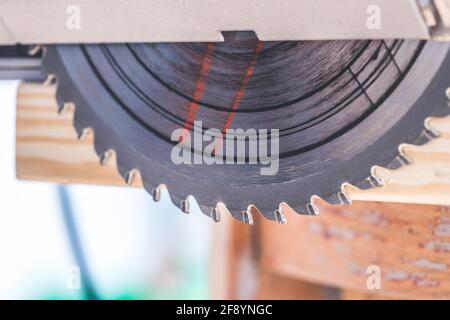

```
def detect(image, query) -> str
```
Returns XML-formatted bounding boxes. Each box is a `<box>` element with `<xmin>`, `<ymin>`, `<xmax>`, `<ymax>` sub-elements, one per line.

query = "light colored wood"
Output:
<box><xmin>345</xmin><ymin>119</ymin><xmax>450</xmax><ymax>205</ymax></box>
<box><xmin>15</xmin><ymin>83</ymin><xmax>142</xmax><ymax>187</ymax></box>
<box><xmin>256</xmin><ymin>271</ymin><xmax>331</xmax><ymax>300</ymax></box>
<box><xmin>262</xmin><ymin>201</ymin><xmax>450</xmax><ymax>299</ymax></box>
<box><xmin>210</xmin><ymin>213</ymin><xmax>332</xmax><ymax>300</ymax></box>
<box><xmin>15</xmin><ymin>83</ymin><xmax>450</xmax><ymax>206</ymax></box>
<box><xmin>210</xmin><ymin>212</ymin><xmax>255</xmax><ymax>299</ymax></box>
<box><xmin>212</xmin><ymin>201</ymin><xmax>450</xmax><ymax>299</ymax></box>
<box><xmin>340</xmin><ymin>290</ymin><xmax>397</xmax><ymax>300</ymax></box>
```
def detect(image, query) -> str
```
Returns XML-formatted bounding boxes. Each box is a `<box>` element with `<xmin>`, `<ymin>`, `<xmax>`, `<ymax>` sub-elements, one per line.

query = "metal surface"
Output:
<box><xmin>0</xmin><ymin>46</ymin><xmax>44</xmax><ymax>81</ymax></box>
<box><xmin>0</xmin><ymin>0</ymin><xmax>431</xmax><ymax>44</ymax></box>
<box><xmin>42</xmin><ymin>40</ymin><xmax>450</xmax><ymax>223</ymax></box>
<box><xmin>0</xmin><ymin>57</ymin><xmax>43</xmax><ymax>80</ymax></box>
<box><xmin>419</xmin><ymin>0</ymin><xmax>450</xmax><ymax>40</ymax></box>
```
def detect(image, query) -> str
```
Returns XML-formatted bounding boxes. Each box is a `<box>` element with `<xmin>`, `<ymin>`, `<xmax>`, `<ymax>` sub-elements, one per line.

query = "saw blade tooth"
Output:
<box><xmin>100</xmin><ymin>150</ymin><xmax>114</xmax><ymax>166</ymax></box>
<box><xmin>320</xmin><ymin>192</ymin><xmax>343</xmax><ymax>205</ymax></box>
<box><xmin>77</xmin><ymin>127</ymin><xmax>92</xmax><ymax>141</ymax></box>
<box><xmin>384</xmin><ymin>144</ymin><xmax>411</xmax><ymax>169</ymax></box>
<box><xmin>369</xmin><ymin>175</ymin><xmax>383</xmax><ymax>188</ymax></box>
<box><xmin>280</xmin><ymin>201</ymin><xmax>313</xmax><ymax>216</ymax></box>
<box><xmin>386</xmin><ymin>155</ymin><xmax>410</xmax><ymax>170</ymax></box>
<box><xmin>218</xmin><ymin>203</ymin><xmax>253</xmax><ymax>224</ymax></box>
<box><xmin>279</xmin><ymin>202</ymin><xmax>296</xmax><ymax>215</ymax></box>
<box><xmin>274</xmin><ymin>208</ymin><xmax>287</xmax><ymax>224</ymax></box>
<box><xmin>28</xmin><ymin>45</ymin><xmax>43</xmax><ymax>56</ymax></box>
<box><xmin>195</xmin><ymin>202</ymin><xmax>216</xmax><ymax>221</ymax></box>
<box><xmin>445</xmin><ymin>87</ymin><xmax>450</xmax><ymax>101</ymax></box>
<box><xmin>339</xmin><ymin>183</ymin><xmax>353</xmax><ymax>205</ymax></box>
<box><xmin>151</xmin><ymin>186</ymin><xmax>162</xmax><ymax>202</ymax></box>
<box><xmin>247</xmin><ymin>205</ymin><xmax>281</xmax><ymax>223</ymax></box>
<box><xmin>306</xmin><ymin>202</ymin><xmax>320</xmax><ymax>216</ymax></box>
<box><xmin>398</xmin><ymin>144</ymin><xmax>413</xmax><ymax>165</ymax></box>
<box><xmin>43</xmin><ymin>73</ymin><xmax>56</xmax><ymax>87</ymax></box>
<box><xmin>396</xmin><ymin>155</ymin><xmax>411</xmax><ymax>167</ymax></box>
<box><xmin>338</xmin><ymin>191</ymin><xmax>352</xmax><ymax>205</ymax></box>
<box><xmin>229</xmin><ymin>208</ymin><xmax>254</xmax><ymax>224</ymax></box>
<box><xmin>424</xmin><ymin>120</ymin><xmax>442</xmax><ymax>139</ymax></box>
<box><xmin>353</xmin><ymin>171</ymin><xmax>383</xmax><ymax>190</ymax></box>
<box><xmin>322</xmin><ymin>189</ymin><xmax>352</xmax><ymax>206</ymax></box>
<box><xmin>308</xmin><ymin>196</ymin><xmax>322</xmax><ymax>216</ymax></box>
<box><xmin>125</xmin><ymin>169</ymin><xmax>137</xmax><ymax>185</ymax></box>
<box><xmin>55</xmin><ymin>82</ymin><xmax>76</xmax><ymax>113</ymax></box>
<box><xmin>352</xmin><ymin>178</ymin><xmax>373</xmax><ymax>190</ymax></box>
<box><xmin>241</xmin><ymin>210</ymin><xmax>254</xmax><ymax>225</ymax></box>
<box><xmin>415</xmin><ymin>127</ymin><xmax>440</xmax><ymax>145</ymax></box>
<box><xmin>58</xmin><ymin>101</ymin><xmax>75</xmax><ymax>114</ymax></box>
<box><xmin>54</xmin><ymin>87</ymin><xmax>66</xmax><ymax>109</ymax></box>
<box><xmin>423</xmin><ymin>127</ymin><xmax>441</xmax><ymax>140</ymax></box>
<box><xmin>215</xmin><ymin>202</ymin><xmax>234</xmax><ymax>223</ymax></box>
<box><xmin>72</xmin><ymin>105</ymin><xmax>92</xmax><ymax>141</ymax></box>
<box><xmin>180</xmin><ymin>199</ymin><xmax>190</xmax><ymax>214</ymax></box>
<box><xmin>141</xmin><ymin>182</ymin><xmax>165</xmax><ymax>203</ymax></box>
<box><xmin>370</xmin><ymin>166</ymin><xmax>385</xmax><ymax>187</ymax></box>
<box><xmin>178</xmin><ymin>195</ymin><xmax>215</xmax><ymax>217</ymax></box>
<box><xmin>211</xmin><ymin>207</ymin><xmax>221</xmax><ymax>223</ymax></box>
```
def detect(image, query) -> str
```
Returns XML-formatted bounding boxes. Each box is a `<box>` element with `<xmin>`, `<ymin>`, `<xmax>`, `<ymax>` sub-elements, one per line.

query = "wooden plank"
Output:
<box><xmin>255</xmin><ymin>271</ymin><xmax>332</xmax><ymax>300</ymax></box>
<box><xmin>261</xmin><ymin>201</ymin><xmax>450</xmax><ymax>299</ymax></box>
<box><xmin>210</xmin><ymin>213</ymin><xmax>333</xmax><ymax>300</ymax></box>
<box><xmin>340</xmin><ymin>290</ymin><xmax>397</xmax><ymax>300</ymax></box>
<box><xmin>210</xmin><ymin>213</ymin><xmax>255</xmax><ymax>299</ymax></box>
<box><xmin>15</xmin><ymin>83</ymin><xmax>142</xmax><ymax>187</ymax></box>
<box><xmin>14</xmin><ymin>82</ymin><xmax>450</xmax><ymax>206</ymax></box>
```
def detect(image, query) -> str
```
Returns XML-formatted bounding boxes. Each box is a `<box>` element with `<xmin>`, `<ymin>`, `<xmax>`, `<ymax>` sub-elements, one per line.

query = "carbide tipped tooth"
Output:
<box><xmin>100</xmin><ymin>150</ymin><xmax>113</xmax><ymax>166</ymax></box>
<box><xmin>274</xmin><ymin>208</ymin><xmax>287</xmax><ymax>224</ymax></box>
<box><xmin>43</xmin><ymin>74</ymin><xmax>56</xmax><ymax>87</ymax></box>
<box><xmin>125</xmin><ymin>170</ymin><xmax>137</xmax><ymax>185</ymax></box>
<box><xmin>58</xmin><ymin>103</ymin><xmax>66</xmax><ymax>114</ymax></box>
<box><xmin>338</xmin><ymin>192</ymin><xmax>352</xmax><ymax>205</ymax></box>
<box><xmin>397</xmin><ymin>145</ymin><xmax>412</xmax><ymax>165</ymax></box>
<box><xmin>423</xmin><ymin>127</ymin><xmax>440</xmax><ymax>140</ymax></box>
<box><xmin>211</xmin><ymin>208</ymin><xmax>221</xmax><ymax>223</ymax></box>
<box><xmin>180</xmin><ymin>199</ymin><xmax>190</xmax><ymax>214</ymax></box>
<box><xmin>353</xmin><ymin>178</ymin><xmax>373</xmax><ymax>190</ymax></box>
<box><xmin>320</xmin><ymin>193</ymin><xmax>342</xmax><ymax>205</ymax></box>
<box><xmin>242</xmin><ymin>211</ymin><xmax>254</xmax><ymax>225</ymax></box>
<box><xmin>77</xmin><ymin>128</ymin><xmax>90</xmax><ymax>140</ymax></box>
<box><xmin>307</xmin><ymin>203</ymin><xmax>320</xmax><ymax>216</ymax></box>
<box><xmin>151</xmin><ymin>187</ymin><xmax>161</xmax><ymax>202</ymax></box>
<box><xmin>369</xmin><ymin>175</ymin><xmax>383</xmax><ymax>187</ymax></box>
<box><xmin>397</xmin><ymin>153</ymin><xmax>411</xmax><ymax>166</ymax></box>
<box><xmin>445</xmin><ymin>87</ymin><xmax>450</xmax><ymax>101</ymax></box>
<box><xmin>279</xmin><ymin>202</ymin><xmax>302</xmax><ymax>216</ymax></box>
<box><xmin>248</xmin><ymin>205</ymin><xmax>279</xmax><ymax>223</ymax></box>
<box><xmin>58</xmin><ymin>102</ymin><xmax>74</xmax><ymax>114</ymax></box>
<box><xmin>424</xmin><ymin>118</ymin><xmax>441</xmax><ymax>138</ymax></box>
<box><xmin>28</xmin><ymin>45</ymin><xmax>42</xmax><ymax>56</ymax></box>
<box><xmin>384</xmin><ymin>146</ymin><xmax>411</xmax><ymax>169</ymax></box>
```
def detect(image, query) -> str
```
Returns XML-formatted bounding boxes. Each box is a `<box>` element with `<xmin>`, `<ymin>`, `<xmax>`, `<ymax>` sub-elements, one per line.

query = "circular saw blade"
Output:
<box><xmin>42</xmin><ymin>39</ymin><xmax>450</xmax><ymax>223</ymax></box>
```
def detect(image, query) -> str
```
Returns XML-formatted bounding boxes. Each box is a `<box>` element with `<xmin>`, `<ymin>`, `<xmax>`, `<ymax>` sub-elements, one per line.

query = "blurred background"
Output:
<box><xmin>0</xmin><ymin>80</ymin><xmax>213</xmax><ymax>299</ymax></box>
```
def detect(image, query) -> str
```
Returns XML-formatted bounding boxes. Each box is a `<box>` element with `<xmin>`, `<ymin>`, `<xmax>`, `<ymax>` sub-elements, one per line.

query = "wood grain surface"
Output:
<box><xmin>261</xmin><ymin>201</ymin><xmax>450</xmax><ymax>299</ymax></box>
<box><xmin>15</xmin><ymin>83</ymin><xmax>142</xmax><ymax>187</ymax></box>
